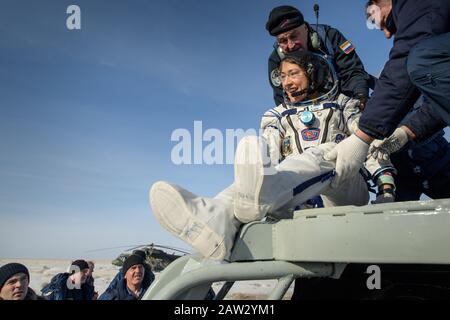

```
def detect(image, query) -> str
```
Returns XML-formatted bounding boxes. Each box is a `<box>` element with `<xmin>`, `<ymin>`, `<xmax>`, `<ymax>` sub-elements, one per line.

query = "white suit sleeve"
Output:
<box><xmin>260</xmin><ymin>110</ymin><xmax>284</xmax><ymax>165</ymax></box>
<box><xmin>337</xmin><ymin>94</ymin><xmax>361</xmax><ymax>135</ymax></box>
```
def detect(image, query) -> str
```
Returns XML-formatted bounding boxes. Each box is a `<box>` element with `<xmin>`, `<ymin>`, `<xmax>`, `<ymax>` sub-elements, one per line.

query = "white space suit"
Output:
<box><xmin>150</xmin><ymin>53</ymin><xmax>394</xmax><ymax>260</ymax></box>
<box><xmin>150</xmin><ymin>94</ymin><xmax>393</xmax><ymax>261</ymax></box>
<box><xmin>257</xmin><ymin>94</ymin><xmax>387</xmax><ymax>209</ymax></box>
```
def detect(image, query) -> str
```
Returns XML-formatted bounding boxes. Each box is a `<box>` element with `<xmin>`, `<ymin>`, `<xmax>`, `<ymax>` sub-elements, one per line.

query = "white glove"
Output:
<box><xmin>324</xmin><ymin>134</ymin><xmax>370</xmax><ymax>188</ymax></box>
<box><xmin>369</xmin><ymin>127</ymin><xmax>409</xmax><ymax>161</ymax></box>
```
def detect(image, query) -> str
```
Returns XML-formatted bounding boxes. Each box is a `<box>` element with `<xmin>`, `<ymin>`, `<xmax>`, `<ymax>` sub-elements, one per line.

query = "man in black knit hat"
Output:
<box><xmin>99</xmin><ymin>253</ymin><xmax>151</xmax><ymax>300</ymax></box>
<box><xmin>41</xmin><ymin>259</ymin><xmax>93</xmax><ymax>300</ymax></box>
<box><xmin>102</xmin><ymin>249</ymin><xmax>155</xmax><ymax>296</ymax></box>
<box><xmin>0</xmin><ymin>263</ymin><xmax>44</xmax><ymax>300</ymax></box>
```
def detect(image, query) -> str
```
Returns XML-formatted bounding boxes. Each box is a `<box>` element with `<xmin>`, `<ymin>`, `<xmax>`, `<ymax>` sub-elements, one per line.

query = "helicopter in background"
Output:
<box><xmin>111</xmin><ymin>243</ymin><xmax>191</xmax><ymax>272</ymax></box>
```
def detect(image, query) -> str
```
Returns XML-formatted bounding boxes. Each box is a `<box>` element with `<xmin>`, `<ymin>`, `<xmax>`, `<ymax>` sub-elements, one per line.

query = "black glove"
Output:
<box><xmin>371</xmin><ymin>187</ymin><xmax>395</xmax><ymax>204</ymax></box>
<box><xmin>354</xmin><ymin>93</ymin><xmax>368</xmax><ymax>111</ymax></box>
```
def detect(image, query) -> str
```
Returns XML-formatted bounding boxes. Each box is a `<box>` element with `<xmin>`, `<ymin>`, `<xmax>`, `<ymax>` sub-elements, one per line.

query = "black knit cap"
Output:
<box><xmin>266</xmin><ymin>5</ymin><xmax>305</xmax><ymax>36</ymax></box>
<box><xmin>0</xmin><ymin>263</ymin><xmax>30</xmax><ymax>289</ymax></box>
<box><xmin>70</xmin><ymin>259</ymin><xmax>90</xmax><ymax>272</ymax></box>
<box><xmin>122</xmin><ymin>254</ymin><xmax>145</xmax><ymax>275</ymax></box>
<box><xmin>132</xmin><ymin>249</ymin><xmax>146</xmax><ymax>259</ymax></box>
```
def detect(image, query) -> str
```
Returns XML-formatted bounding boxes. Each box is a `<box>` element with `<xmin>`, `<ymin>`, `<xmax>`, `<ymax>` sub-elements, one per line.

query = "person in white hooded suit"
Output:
<box><xmin>150</xmin><ymin>53</ymin><xmax>395</xmax><ymax>261</ymax></box>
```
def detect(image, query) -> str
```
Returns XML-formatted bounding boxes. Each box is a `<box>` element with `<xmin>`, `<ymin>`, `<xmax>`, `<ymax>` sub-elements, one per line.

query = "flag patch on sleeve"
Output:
<box><xmin>339</xmin><ymin>41</ymin><xmax>355</xmax><ymax>54</ymax></box>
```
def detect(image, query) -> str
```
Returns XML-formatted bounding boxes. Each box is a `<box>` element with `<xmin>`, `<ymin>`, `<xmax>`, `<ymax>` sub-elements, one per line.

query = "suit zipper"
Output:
<box><xmin>286</xmin><ymin>115</ymin><xmax>303</xmax><ymax>154</ymax></box>
<box><xmin>321</xmin><ymin>109</ymin><xmax>334</xmax><ymax>144</ymax></box>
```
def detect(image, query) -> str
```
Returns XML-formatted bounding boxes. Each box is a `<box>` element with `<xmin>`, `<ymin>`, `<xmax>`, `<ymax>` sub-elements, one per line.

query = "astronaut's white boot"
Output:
<box><xmin>149</xmin><ymin>181</ymin><xmax>240</xmax><ymax>260</ymax></box>
<box><xmin>233</xmin><ymin>136</ymin><xmax>273</xmax><ymax>223</ymax></box>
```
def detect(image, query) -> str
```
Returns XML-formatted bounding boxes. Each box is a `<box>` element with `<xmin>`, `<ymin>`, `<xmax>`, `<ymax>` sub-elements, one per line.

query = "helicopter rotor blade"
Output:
<box><xmin>150</xmin><ymin>244</ymin><xmax>192</xmax><ymax>255</ymax></box>
<box><xmin>85</xmin><ymin>243</ymin><xmax>192</xmax><ymax>255</ymax></box>
<box><xmin>84</xmin><ymin>245</ymin><xmax>146</xmax><ymax>253</ymax></box>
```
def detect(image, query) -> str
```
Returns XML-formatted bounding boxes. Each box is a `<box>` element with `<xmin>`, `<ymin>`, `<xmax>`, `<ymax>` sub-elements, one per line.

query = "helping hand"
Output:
<box><xmin>369</xmin><ymin>127</ymin><xmax>409</xmax><ymax>161</ymax></box>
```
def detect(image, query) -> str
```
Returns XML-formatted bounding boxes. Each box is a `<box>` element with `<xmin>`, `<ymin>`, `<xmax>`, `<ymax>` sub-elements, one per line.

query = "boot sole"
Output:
<box><xmin>149</xmin><ymin>181</ymin><xmax>226</xmax><ymax>260</ymax></box>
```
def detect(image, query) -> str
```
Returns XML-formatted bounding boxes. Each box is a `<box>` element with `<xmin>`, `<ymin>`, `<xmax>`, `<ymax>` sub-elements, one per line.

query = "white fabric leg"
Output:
<box><xmin>266</xmin><ymin>143</ymin><xmax>339</xmax><ymax>215</ymax></box>
<box><xmin>214</xmin><ymin>184</ymin><xmax>235</xmax><ymax>203</ymax></box>
<box><xmin>150</xmin><ymin>181</ymin><xmax>240</xmax><ymax>260</ymax></box>
<box><xmin>234</xmin><ymin>136</ymin><xmax>336</xmax><ymax>222</ymax></box>
<box><xmin>321</xmin><ymin>174</ymin><xmax>369</xmax><ymax>207</ymax></box>
<box><xmin>233</xmin><ymin>137</ymin><xmax>369</xmax><ymax>222</ymax></box>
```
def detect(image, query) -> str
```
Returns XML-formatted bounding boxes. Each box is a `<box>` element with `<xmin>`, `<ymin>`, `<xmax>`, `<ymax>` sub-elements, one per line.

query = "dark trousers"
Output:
<box><xmin>407</xmin><ymin>32</ymin><xmax>450</xmax><ymax>125</ymax></box>
<box><xmin>391</xmin><ymin>131</ymin><xmax>450</xmax><ymax>201</ymax></box>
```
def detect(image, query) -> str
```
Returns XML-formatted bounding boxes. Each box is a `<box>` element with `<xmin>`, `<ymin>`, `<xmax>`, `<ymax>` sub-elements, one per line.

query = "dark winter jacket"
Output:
<box><xmin>268</xmin><ymin>23</ymin><xmax>370</xmax><ymax>106</ymax></box>
<box><xmin>359</xmin><ymin>0</ymin><xmax>450</xmax><ymax>139</ymax></box>
<box><xmin>84</xmin><ymin>276</ymin><xmax>96</xmax><ymax>299</ymax></box>
<box><xmin>98</xmin><ymin>278</ymin><xmax>150</xmax><ymax>300</ymax></box>
<box><xmin>24</xmin><ymin>287</ymin><xmax>47</xmax><ymax>300</ymax></box>
<box><xmin>40</xmin><ymin>273</ymin><xmax>94</xmax><ymax>300</ymax></box>
<box><xmin>104</xmin><ymin>265</ymin><xmax>155</xmax><ymax>293</ymax></box>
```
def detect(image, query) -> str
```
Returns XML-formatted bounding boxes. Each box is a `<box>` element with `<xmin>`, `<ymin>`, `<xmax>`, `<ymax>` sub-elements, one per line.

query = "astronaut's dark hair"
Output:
<box><xmin>280</xmin><ymin>54</ymin><xmax>329</xmax><ymax>95</ymax></box>
<box><xmin>280</xmin><ymin>57</ymin><xmax>310</xmax><ymax>82</ymax></box>
<box><xmin>280</xmin><ymin>57</ymin><xmax>307</xmax><ymax>71</ymax></box>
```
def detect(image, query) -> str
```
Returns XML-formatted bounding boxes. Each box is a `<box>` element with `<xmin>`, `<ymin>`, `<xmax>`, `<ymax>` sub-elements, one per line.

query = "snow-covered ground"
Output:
<box><xmin>0</xmin><ymin>259</ymin><xmax>293</xmax><ymax>300</ymax></box>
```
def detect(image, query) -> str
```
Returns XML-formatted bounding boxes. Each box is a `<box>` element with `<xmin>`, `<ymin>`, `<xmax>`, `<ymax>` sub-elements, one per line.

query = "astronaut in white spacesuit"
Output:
<box><xmin>149</xmin><ymin>53</ymin><xmax>395</xmax><ymax>261</ymax></box>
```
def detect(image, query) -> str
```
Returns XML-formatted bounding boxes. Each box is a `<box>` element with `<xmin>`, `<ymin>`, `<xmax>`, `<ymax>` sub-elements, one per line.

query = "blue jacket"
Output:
<box><xmin>359</xmin><ymin>0</ymin><xmax>450</xmax><ymax>139</ymax></box>
<box><xmin>98</xmin><ymin>278</ymin><xmax>150</xmax><ymax>300</ymax></box>
<box><xmin>41</xmin><ymin>273</ymin><xmax>94</xmax><ymax>300</ymax></box>
<box><xmin>99</xmin><ymin>267</ymin><xmax>216</xmax><ymax>300</ymax></box>
<box><xmin>85</xmin><ymin>276</ymin><xmax>96</xmax><ymax>298</ymax></box>
<box><xmin>104</xmin><ymin>265</ymin><xmax>155</xmax><ymax>292</ymax></box>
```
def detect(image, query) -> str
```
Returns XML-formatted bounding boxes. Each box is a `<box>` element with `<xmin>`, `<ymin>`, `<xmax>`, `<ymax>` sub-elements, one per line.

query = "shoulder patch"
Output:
<box><xmin>339</xmin><ymin>40</ymin><xmax>355</xmax><ymax>55</ymax></box>
<box><xmin>270</xmin><ymin>68</ymin><xmax>282</xmax><ymax>87</ymax></box>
